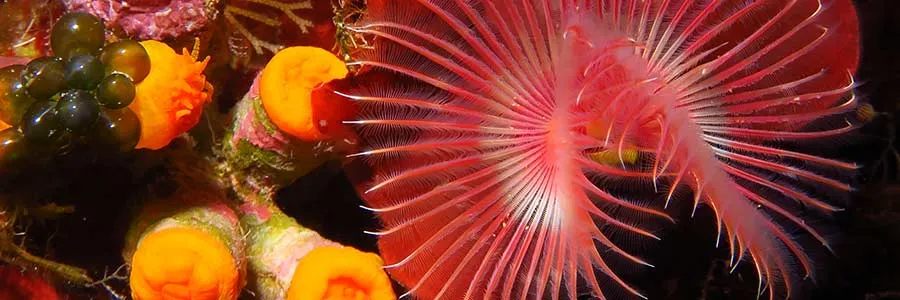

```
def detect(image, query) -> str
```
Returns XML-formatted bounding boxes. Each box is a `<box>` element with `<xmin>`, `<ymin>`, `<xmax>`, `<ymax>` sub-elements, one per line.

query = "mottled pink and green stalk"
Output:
<box><xmin>222</xmin><ymin>76</ymin><xmax>366</xmax><ymax>299</ymax></box>
<box><xmin>238</xmin><ymin>202</ymin><xmax>341</xmax><ymax>300</ymax></box>
<box><xmin>344</xmin><ymin>0</ymin><xmax>860</xmax><ymax>299</ymax></box>
<box><xmin>221</xmin><ymin>73</ymin><xmax>355</xmax><ymax>204</ymax></box>
<box><xmin>122</xmin><ymin>150</ymin><xmax>247</xmax><ymax>300</ymax></box>
<box><xmin>123</xmin><ymin>148</ymin><xmax>245</xmax><ymax>261</ymax></box>
<box><xmin>123</xmin><ymin>197</ymin><xmax>245</xmax><ymax>268</ymax></box>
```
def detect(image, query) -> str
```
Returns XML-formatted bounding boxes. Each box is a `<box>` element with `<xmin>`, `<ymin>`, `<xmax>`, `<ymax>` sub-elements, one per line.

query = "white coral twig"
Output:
<box><xmin>224</xmin><ymin>0</ymin><xmax>314</xmax><ymax>55</ymax></box>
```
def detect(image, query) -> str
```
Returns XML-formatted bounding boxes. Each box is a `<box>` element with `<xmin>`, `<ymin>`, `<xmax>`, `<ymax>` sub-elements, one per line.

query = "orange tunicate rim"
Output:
<box><xmin>286</xmin><ymin>246</ymin><xmax>396</xmax><ymax>300</ymax></box>
<box><xmin>129</xmin><ymin>40</ymin><xmax>211</xmax><ymax>150</ymax></box>
<box><xmin>130</xmin><ymin>227</ymin><xmax>239</xmax><ymax>300</ymax></box>
<box><xmin>259</xmin><ymin>46</ymin><xmax>349</xmax><ymax>142</ymax></box>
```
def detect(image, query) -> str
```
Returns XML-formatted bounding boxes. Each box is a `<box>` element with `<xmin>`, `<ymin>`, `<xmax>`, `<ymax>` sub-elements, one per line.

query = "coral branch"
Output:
<box><xmin>224</xmin><ymin>0</ymin><xmax>315</xmax><ymax>55</ymax></box>
<box><xmin>0</xmin><ymin>198</ymin><xmax>92</xmax><ymax>287</ymax></box>
<box><xmin>219</xmin><ymin>61</ymin><xmax>356</xmax><ymax>205</ymax></box>
<box><xmin>122</xmin><ymin>148</ymin><xmax>246</xmax><ymax>300</ymax></box>
<box><xmin>239</xmin><ymin>201</ymin><xmax>394</xmax><ymax>300</ymax></box>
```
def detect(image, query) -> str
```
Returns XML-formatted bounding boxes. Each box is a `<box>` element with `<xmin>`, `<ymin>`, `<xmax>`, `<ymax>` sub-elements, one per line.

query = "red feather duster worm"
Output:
<box><xmin>341</xmin><ymin>0</ymin><xmax>860</xmax><ymax>299</ymax></box>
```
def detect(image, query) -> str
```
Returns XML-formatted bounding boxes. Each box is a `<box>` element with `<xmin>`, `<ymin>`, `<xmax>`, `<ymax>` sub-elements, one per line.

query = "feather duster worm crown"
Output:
<box><xmin>342</xmin><ymin>0</ymin><xmax>860</xmax><ymax>299</ymax></box>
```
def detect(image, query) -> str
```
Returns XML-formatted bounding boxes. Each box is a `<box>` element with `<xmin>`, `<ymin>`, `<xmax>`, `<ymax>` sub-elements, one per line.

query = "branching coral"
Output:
<box><xmin>0</xmin><ymin>197</ymin><xmax>92</xmax><ymax>288</ymax></box>
<box><xmin>331</xmin><ymin>0</ymin><xmax>373</xmax><ymax>64</ymax></box>
<box><xmin>224</xmin><ymin>0</ymin><xmax>315</xmax><ymax>55</ymax></box>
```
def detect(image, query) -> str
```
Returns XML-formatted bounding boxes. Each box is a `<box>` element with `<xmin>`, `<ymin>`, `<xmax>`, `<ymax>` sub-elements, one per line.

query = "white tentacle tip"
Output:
<box><xmin>382</xmin><ymin>261</ymin><xmax>404</xmax><ymax>270</ymax></box>
<box><xmin>346</xmin><ymin>151</ymin><xmax>370</xmax><ymax>158</ymax></box>
<box><xmin>331</xmin><ymin>89</ymin><xmax>362</xmax><ymax>100</ymax></box>
<box><xmin>359</xmin><ymin>204</ymin><xmax>381</xmax><ymax>212</ymax></box>
<box><xmin>363</xmin><ymin>230</ymin><xmax>385</xmax><ymax>236</ymax></box>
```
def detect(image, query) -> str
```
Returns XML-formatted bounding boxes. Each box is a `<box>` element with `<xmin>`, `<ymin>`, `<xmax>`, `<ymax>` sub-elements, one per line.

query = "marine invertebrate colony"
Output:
<box><xmin>215</xmin><ymin>45</ymin><xmax>390</xmax><ymax>300</ymax></box>
<box><xmin>259</xmin><ymin>46</ymin><xmax>350</xmax><ymax>142</ymax></box>
<box><xmin>63</xmin><ymin>0</ymin><xmax>217</xmax><ymax>40</ymax></box>
<box><xmin>344</xmin><ymin>0</ymin><xmax>860</xmax><ymax>299</ymax></box>
<box><xmin>130</xmin><ymin>40</ymin><xmax>211</xmax><ymax>150</ymax></box>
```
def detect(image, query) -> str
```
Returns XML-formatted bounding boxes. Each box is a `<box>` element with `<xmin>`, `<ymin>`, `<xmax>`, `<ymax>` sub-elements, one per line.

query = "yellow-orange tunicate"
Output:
<box><xmin>129</xmin><ymin>40</ymin><xmax>211</xmax><ymax>150</ymax></box>
<box><xmin>130</xmin><ymin>227</ymin><xmax>239</xmax><ymax>300</ymax></box>
<box><xmin>286</xmin><ymin>246</ymin><xmax>395</xmax><ymax>300</ymax></box>
<box><xmin>259</xmin><ymin>46</ymin><xmax>349</xmax><ymax>142</ymax></box>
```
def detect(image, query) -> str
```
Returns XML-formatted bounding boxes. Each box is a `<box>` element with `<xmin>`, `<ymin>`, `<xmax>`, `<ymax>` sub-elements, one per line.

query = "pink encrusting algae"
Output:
<box><xmin>341</xmin><ymin>0</ymin><xmax>860</xmax><ymax>299</ymax></box>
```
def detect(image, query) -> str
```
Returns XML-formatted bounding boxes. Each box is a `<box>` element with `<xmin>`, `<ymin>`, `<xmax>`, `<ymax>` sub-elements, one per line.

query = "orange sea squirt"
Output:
<box><xmin>286</xmin><ymin>246</ymin><xmax>395</xmax><ymax>300</ymax></box>
<box><xmin>129</xmin><ymin>40</ymin><xmax>211</xmax><ymax>150</ymax></box>
<box><xmin>259</xmin><ymin>46</ymin><xmax>349</xmax><ymax>142</ymax></box>
<box><xmin>130</xmin><ymin>227</ymin><xmax>239</xmax><ymax>300</ymax></box>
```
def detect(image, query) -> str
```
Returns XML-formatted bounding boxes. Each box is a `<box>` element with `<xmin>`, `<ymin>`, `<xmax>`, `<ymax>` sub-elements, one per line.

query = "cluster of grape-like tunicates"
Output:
<box><xmin>0</xmin><ymin>12</ymin><xmax>147</xmax><ymax>169</ymax></box>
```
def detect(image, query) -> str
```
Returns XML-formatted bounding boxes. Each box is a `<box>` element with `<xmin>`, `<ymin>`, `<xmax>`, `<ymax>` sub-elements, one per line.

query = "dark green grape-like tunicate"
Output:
<box><xmin>65</xmin><ymin>54</ymin><xmax>104</xmax><ymax>90</ymax></box>
<box><xmin>94</xmin><ymin>107</ymin><xmax>140</xmax><ymax>152</ymax></box>
<box><xmin>0</xmin><ymin>65</ymin><xmax>37</xmax><ymax>126</ymax></box>
<box><xmin>50</xmin><ymin>12</ymin><xmax>106</xmax><ymax>61</ymax></box>
<box><xmin>22</xmin><ymin>56</ymin><xmax>67</xmax><ymax>100</ymax></box>
<box><xmin>100</xmin><ymin>40</ymin><xmax>151</xmax><ymax>83</ymax></box>
<box><xmin>97</xmin><ymin>73</ymin><xmax>135</xmax><ymax>109</ymax></box>
<box><xmin>21</xmin><ymin>100</ymin><xmax>64</xmax><ymax>144</ymax></box>
<box><xmin>56</xmin><ymin>90</ymin><xmax>100</xmax><ymax>132</ymax></box>
<box><xmin>0</xmin><ymin>128</ymin><xmax>29</xmax><ymax>169</ymax></box>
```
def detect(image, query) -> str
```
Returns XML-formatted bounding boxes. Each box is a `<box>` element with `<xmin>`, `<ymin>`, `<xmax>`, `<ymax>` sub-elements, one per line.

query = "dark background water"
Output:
<box><xmin>2</xmin><ymin>0</ymin><xmax>899</xmax><ymax>299</ymax></box>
